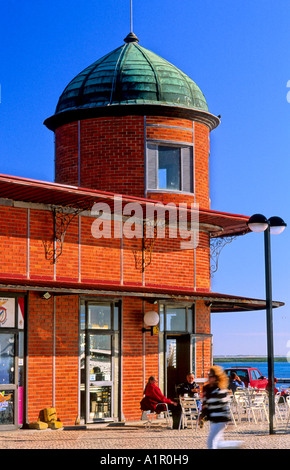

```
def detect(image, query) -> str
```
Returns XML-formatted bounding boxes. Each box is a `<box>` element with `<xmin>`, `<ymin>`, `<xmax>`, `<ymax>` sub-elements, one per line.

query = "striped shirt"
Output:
<box><xmin>201</xmin><ymin>386</ymin><xmax>231</xmax><ymax>423</ymax></box>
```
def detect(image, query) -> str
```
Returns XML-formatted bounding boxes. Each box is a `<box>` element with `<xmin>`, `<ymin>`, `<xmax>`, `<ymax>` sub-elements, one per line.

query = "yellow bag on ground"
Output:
<box><xmin>29</xmin><ymin>421</ymin><xmax>48</xmax><ymax>430</ymax></box>
<box><xmin>48</xmin><ymin>420</ymin><xmax>63</xmax><ymax>429</ymax></box>
<box><xmin>43</xmin><ymin>407</ymin><xmax>57</xmax><ymax>422</ymax></box>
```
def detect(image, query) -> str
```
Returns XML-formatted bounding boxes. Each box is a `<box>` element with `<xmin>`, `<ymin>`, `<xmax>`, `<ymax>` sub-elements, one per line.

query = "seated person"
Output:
<box><xmin>178</xmin><ymin>372</ymin><xmax>200</xmax><ymax>398</ymax></box>
<box><xmin>266</xmin><ymin>377</ymin><xmax>279</xmax><ymax>395</ymax></box>
<box><xmin>177</xmin><ymin>372</ymin><xmax>201</xmax><ymax>410</ymax></box>
<box><xmin>228</xmin><ymin>372</ymin><xmax>245</xmax><ymax>393</ymax></box>
<box><xmin>140</xmin><ymin>376</ymin><xmax>181</xmax><ymax>428</ymax></box>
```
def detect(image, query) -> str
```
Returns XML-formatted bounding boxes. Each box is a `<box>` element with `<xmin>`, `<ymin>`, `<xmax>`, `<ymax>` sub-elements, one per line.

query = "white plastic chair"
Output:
<box><xmin>250</xmin><ymin>394</ymin><xmax>269</xmax><ymax>424</ymax></box>
<box><xmin>144</xmin><ymin>403</ymin><xmax>172</xmax><ymax>429</ymax></box>
<box><xmin>233</xmin><ymin>389</ymin><xmax>267</xmax><ymax>424</ymax></box>
<box><xmin>228</xmin><ymin>395</ymin><xmax>237</xmax><ymax>426</ymax></box>
<box><xmin>233</xmin><ymin>390</ymin><xmax>252</xmax><ymax>423</ymax></box>
<box><xmin>178</xmin><ymin>397</ymin><xmax>201</xmax><ymax>431</ymax></box>
<box><xmin>274</xmin><ymin>393</ymin><xmax>285</xmax><ymax>423</ymax></box>
<box><xmin>285</xmin><ymin>396</ymin><xmax>290</xmax><ymax>428</ymax></box>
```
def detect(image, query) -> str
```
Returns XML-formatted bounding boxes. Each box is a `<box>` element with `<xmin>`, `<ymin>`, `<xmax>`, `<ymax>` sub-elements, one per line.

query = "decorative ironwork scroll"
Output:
<box><xmin>43</xmin><ymin>205</ymin><xmax>86</xmax><ymax>264</ymax></box>
<box><xmin>210</xmin><ymin>235</ymin><xmax>237</xmax><ymax>277</ymax></box>
<box><xmin>133</xmin><ymin>218</ymin><xmax>165</xmax><ymax>272</ymax></box>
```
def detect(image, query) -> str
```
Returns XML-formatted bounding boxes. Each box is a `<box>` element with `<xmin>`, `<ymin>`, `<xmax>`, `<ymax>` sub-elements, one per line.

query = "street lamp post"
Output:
<box><xmin>247</xmin><ymin>214</ymin><xmax>286</xmax><ymax>435</ymax></box>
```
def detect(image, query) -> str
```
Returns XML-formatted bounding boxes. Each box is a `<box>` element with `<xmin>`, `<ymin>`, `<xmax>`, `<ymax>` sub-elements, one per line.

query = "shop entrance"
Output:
<box><xmin>159</xmin><ymin>304</ymin><xmax>212</xmax><ymax>399</ymax></box>
<box><xmin>166</xmin><ymin>335</ymin><xmax>190</xmax><ymax>399</ymax></box>
<box><xmin>80</xmin><ymin>300</ymin><xmax>120</xmax><ymax>423</ymax></box>
<box><xmin>0</xmin><ymin>295</ymin><xmax>25</xmax><ymax>430</ymax></box>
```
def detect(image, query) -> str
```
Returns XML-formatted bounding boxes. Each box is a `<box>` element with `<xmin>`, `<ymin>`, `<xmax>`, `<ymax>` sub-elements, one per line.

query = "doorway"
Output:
<box><xmin>166</xmin><ymin>335</ymin><xmax>190</xmax><ymax>399</ymax></box>
<box><xmin>0</xmin><ymin>295</ymin><xmax>25</xmax><ymax>430</ymax></box>
<box><xmin>158</xmin><ymin>303</ymin><xmax>194</xmax><ymax>399</ymax></box>
<box><xmin>80</xmin><ymin>300</ymin><xmax>120</xmax><ymax>423</ymax></box>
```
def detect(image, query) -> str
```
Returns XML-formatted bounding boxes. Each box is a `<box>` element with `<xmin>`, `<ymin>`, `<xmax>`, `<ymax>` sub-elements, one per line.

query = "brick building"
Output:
<box><xmin>0</xmin><ymin>32</ymin><xmax>282</xmax><ymax>429</ymax></box>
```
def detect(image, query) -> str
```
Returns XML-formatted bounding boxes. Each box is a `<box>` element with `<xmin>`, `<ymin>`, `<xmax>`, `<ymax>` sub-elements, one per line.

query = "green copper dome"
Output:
<box><xmin>55</xmin><ymin>33</ymin><xmax>208</xmax><ymax>114</ymax></box>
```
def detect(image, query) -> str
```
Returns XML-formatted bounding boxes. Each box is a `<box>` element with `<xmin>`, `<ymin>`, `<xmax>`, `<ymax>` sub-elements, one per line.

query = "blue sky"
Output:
<box><xmin>1</xmin><ymin>1</ymin><xmax>290</xmax><ymax>356</ymax></box>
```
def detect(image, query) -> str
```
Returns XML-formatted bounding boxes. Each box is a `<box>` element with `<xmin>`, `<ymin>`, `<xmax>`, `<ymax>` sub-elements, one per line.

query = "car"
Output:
<box><xmin>224</xmin><ymin>367</ymin><xmax>268</xmax><ymax>389</ymax></box>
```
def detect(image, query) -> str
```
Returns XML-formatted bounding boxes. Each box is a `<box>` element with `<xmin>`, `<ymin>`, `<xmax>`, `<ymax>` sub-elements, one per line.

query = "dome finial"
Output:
<box><xmin>124</xmin><ymin>31</ymin><xmax>139</xmax><ymax>43</ymax></box>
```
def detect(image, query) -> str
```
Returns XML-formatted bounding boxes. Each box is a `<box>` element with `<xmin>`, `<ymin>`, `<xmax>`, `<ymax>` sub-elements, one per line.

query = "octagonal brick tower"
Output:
<box><xmin>44</xmin><ymin>32</ymin><xmax>219</xmax><ymax>210</ymax></box>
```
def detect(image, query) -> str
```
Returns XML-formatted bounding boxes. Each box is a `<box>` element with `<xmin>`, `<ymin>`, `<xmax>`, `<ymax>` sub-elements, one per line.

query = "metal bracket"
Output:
<box><xmin>133</xmin><ymin>218</ymin><xmax>165</xmax><ymax>272</ymax></box>
<box><xmin>43</xmin><ymin>205</ymin><xmax>85</xmax><ymax>264</ymax></box>
<box><xmin>210</xmin><ymin>235</ymin><xmax>237</xmax><ymax>277</ymax></box>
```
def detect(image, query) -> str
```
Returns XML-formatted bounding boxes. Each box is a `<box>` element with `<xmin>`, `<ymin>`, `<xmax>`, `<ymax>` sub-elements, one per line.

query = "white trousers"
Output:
<box><xmin>207</xmin><ymin>422</ymin><xmax>227</xmax><ymax>449</ymax></box>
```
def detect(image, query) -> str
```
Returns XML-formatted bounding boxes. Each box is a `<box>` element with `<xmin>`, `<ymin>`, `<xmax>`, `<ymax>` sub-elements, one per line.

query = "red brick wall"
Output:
<box><xmin>144</xmin><ymin>231</ymin><xmax>195</xmax><ymax>289</ymax></box>
<box><xmin>55</xmin><ymin>116</ymin><xmax>145</xmax><ymax>197</ymax></box>
<box><xmin>0</xmin><ymin>206</ymin><xmax>28</xmax><ymax>279</ymax></box>
<box><xmin>55</xmin><ymin>215</ymin><xmax>79</xmax><ymax>282</ymax></box>
<box><xmin>195</xmin><ymin>300</ymin><xmax>212</xmax><ymax>378</ymax></box>
<box><xmin>27</xmin><ymin>292</ymin><xmax>79</xmax><ymax>425</ymax></box>
<box><xmin>195</xmin><ymin>232</ymin><xmax>211</xmax><ymax>291</ymax></box>
<box><xmin>54</xmin><ymin>115</ymin><xmax>210</xmax><ymax>210</ymax></box>
<box><xmin>30</xmin><ymin>209</ymin><xmax>54</xmax><ymax>280</ymax></box>
<box><xmin>122</xmin><ymin>297</ymin><xmax>144</xmax><ymax>420</ymax></box>
<box><xmin>0</xmin><ymin>112</ymin><xmax>213</xmax><ymax>424</ymax></box>
<box><xmin>122</xmin><ymin>299</ymin><xmax>160</xmax><ymax>421</ymax></box>
<box><xmin>146</xmin><ymin>121</ymin><xmax>209</xmax><ymax>210</ymax></box>
<box><xmin>27</xmin><ymin>291</ymin><xmax>54</xmax><ymax>421</ymax></box>
<box><xmin>0</xmin><ymin>203</ymin><xmax>212</xmax><ymax>293</ymax></box>
<box><xmin>55</xmin><ymin>122</ymin><xmax>79</xmax><ymax>186</ymax></box>
<box><xmin>195</xmin><ymin>122</ymin><xmax>210</xmax><ymax>209</ymax></box>
<box><xmin>146</xmin><ymin>116</ymin><xmax>194</xmax><ymax>143</ymax></box>
<box><xmin>54</xmin><ymin>295</ymin><xmax>79</xmax><ymax>424</ymax></box>
<box><xmin>0</xmin><ymin>203</ymin><xmax>210</xmax><ymax>293</ymax></box>
<box><xmin>81</xmin><ymin>216</ymin><xmax>121</xmax><ymax>284</ymax></box>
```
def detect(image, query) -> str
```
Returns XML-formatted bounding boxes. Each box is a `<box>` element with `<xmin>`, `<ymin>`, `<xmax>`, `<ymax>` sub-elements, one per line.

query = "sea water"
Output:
<box><xmin>215</xmin><ymin>361</ymin><xmax>290</xmax><ymax>389</ymax></box>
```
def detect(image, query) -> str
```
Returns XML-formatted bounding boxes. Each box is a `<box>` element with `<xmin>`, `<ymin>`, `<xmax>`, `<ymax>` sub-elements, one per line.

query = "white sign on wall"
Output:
<box><xmin>0</xmin><ymin>298</ymin><xmax>15</xmax><ymax>328</ymax></box>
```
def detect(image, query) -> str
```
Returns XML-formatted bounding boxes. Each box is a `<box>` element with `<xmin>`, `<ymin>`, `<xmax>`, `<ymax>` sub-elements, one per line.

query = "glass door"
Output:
<box><xmin>80</xmin><ymin>301</ymin><xmax>120</xmax><ymax>423</ymax></box>
<box><xmin>0</xmin><ymin>333</ymin><xmax>17</xmax><ymax>427</ymax></box>
<box><xmin>0</xmin><ymin>295</ymin><xmax>25</xmax><ymax>429</ymax></box>
<box><xmin>88</xmin><ymin>333</ymin><xmax>113</xmax><ymax>420</ymax></box>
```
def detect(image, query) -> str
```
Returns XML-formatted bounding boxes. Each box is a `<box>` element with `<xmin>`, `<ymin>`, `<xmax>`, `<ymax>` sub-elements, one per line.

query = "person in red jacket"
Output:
<box><xmin>140</xmin><ymin>376</ymin><xmax>181</xmax><ymax>428</ymax></box>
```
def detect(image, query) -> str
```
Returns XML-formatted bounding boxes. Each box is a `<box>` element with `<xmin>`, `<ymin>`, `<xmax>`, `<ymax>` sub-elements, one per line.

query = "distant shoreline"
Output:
<box><xmin>214</xmin><ymin>356</ymin><xmax>288</xmax><ymax>363</ymax></box>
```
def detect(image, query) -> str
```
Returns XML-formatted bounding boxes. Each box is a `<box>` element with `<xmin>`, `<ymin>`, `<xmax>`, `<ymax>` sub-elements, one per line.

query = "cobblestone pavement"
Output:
<box><xmin>0</xmin><ymin>420</ymin><xmax>289</xmax><ymax>450</ymax></box>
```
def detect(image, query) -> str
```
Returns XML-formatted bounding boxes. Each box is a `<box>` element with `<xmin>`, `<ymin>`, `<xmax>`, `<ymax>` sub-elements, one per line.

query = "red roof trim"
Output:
<box><xmin>0</xmin><ymin>276</ymin><xmax>284</xmax><ymax>312</ymax></box>
<box><xmin>0</xmin><ymin>173</ymin><xmax>250</xmax><ymax>236</ymax></box>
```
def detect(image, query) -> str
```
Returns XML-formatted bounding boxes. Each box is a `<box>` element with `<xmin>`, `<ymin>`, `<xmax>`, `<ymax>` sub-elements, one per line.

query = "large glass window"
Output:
<box><xmin>159</xmin><ymin>304</ymin><xmax>193</xmax><ymax>333</ymax></box>
<box><xmin>89</xmin><ymin>334</ymin><xmax>112</xmax><ymax>381</ymax></box>
<box><xmin>88</xmin><ymin>305</ymin><xmax>111</xmax><ymax>330</ymax></box>
<box><xmin>158</xmin><ymin>146</ymin><xmax>181</xmax><ymax>190</ymax></box>
<box><xmin>147</xmin><ymin>143</ymin><xmax>193</xmax><ymax>193</ymax></box>
<box><xmin>0</xmin><ymin>334</ymin><xmax>15</xmax><ymax>386</ymax></box>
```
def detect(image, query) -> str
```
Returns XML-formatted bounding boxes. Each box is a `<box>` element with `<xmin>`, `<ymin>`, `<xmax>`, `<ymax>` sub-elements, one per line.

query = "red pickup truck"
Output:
<box><xmin>224</xmin><ymin>367</ymin><xmax>268</xmax><ymax>389</ymax></box>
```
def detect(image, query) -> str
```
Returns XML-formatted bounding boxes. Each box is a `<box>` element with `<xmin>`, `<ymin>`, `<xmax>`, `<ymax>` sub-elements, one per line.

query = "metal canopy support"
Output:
<box><xmin>210</xmin><ymin>235</ymin><xmax>237</xmax><ymax>277</ymax></box>
<box><xmin>133</xmin><ymin>218</ymin><xmax>164</xmax><ymax>272</ymax></box>
<box><xmin>43</xmin><ymin>205</ymin><xmax>86</xmax><ymax>264</ymax></box>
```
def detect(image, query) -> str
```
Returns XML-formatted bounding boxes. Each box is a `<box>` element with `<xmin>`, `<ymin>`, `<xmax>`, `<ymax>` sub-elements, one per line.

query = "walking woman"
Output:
<box><xmin>199</xmin><ymin>365</ymin><xmax>231</xmax><ymax>449</ymax></box>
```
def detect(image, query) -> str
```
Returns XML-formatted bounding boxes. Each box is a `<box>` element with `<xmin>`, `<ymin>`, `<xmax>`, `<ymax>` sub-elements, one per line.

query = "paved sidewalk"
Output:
<box><xmin>0</xmin><ymin>420</ymin><xmax>289</xmax><ymax>450</ymax></box>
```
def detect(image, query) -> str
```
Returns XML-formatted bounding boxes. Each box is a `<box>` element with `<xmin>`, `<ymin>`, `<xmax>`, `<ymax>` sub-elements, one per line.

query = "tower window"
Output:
<box><xmin>147</xmin><ymin>143</ymin><xmax>193</xmax><ymax>193</ymax></box>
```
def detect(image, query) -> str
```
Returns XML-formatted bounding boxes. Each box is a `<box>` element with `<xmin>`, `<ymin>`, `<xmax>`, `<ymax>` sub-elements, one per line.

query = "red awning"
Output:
<box><xmin>0</xmin><ymin>173</ymin><xmax>249</xmax><ymax>237</ymax></box>
<box><xmin>0</xmin><ymin>276</ymin><xmax>284</xmax><ymax>313</ymax></box>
